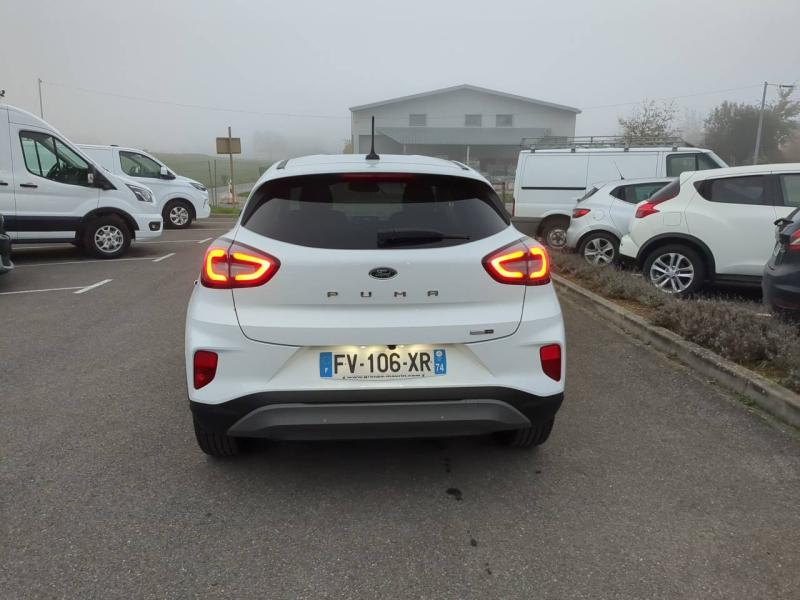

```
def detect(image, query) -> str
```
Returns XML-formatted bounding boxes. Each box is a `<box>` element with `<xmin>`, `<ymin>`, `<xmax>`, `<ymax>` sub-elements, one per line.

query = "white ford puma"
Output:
<box><xmin>185</xmin><ymin>153</ymin><xmax>565</xmax><ymax>456</ymax></box>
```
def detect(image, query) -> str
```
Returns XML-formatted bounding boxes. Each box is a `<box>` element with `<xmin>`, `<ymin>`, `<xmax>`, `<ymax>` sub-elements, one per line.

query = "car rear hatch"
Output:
<box><xmin>227</xmin><ymin>171</ymin><xmax>530</xmax><ymax>346</ymax></box>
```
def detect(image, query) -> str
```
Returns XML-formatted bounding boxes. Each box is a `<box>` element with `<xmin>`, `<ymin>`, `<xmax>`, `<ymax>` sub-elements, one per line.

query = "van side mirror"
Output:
<box><xmin>159</xmin><ymin>166</ymin><xmax>175</xmax><ymax>180</ymax></box>
<box><xmin>87</xmin><ymin>170</ymin><xmax>95</xmax><ymax>185</ymax></box>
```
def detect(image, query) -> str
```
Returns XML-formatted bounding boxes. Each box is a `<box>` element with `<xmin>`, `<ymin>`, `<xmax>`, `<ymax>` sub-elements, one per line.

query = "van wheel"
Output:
<box><xmin>642</xmin><ymin>244</ymin><xmax>706</xmax><ymax>296</ymax></box>
<box><xmin>578</xmin><ymin>232</ymin><xmax>619</xmax><ymax>266</ymax></box>
<box><xmin>164</xmin><ymin>200</ymin><xmax>193</xmax><ymax>229</ymax></box>
<box><xmin>193</xmin><ymin>418</ymin><xmax>241</xmax><ymax>457</ymax></box>
<box><xmin>540</xmin><ymin>218</ymin><xmax>569</xmax><ymax>249</ymax></box>
<box><xmin>82</xmin><ymin>216</ymin><xmax>131</xmax><ymax>259</ymax></box>
<box><xmin>494</xmin><ymin>418</ymin><xmax>554</xmax><ymax>448</ymax></box>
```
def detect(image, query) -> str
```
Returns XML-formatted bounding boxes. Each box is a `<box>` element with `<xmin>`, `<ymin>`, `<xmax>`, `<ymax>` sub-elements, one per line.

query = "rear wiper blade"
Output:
<box><xmin>377</xmin><ymin>228</ymin><xmax>471</xmax><ymax>247</ymax></box>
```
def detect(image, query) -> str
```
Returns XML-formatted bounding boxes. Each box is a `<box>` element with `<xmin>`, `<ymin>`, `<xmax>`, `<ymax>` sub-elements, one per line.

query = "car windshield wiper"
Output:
<box><xmin>377</xmin><ymin>228</ymin><xmax>471</xmax><ymax>247</ymax></box>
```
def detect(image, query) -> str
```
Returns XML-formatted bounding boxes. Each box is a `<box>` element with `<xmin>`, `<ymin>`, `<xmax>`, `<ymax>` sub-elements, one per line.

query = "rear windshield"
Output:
<box><xmin>241</xmin><ymin>173</ymin><xmax>510</xmax><ymax>249</ymax></box>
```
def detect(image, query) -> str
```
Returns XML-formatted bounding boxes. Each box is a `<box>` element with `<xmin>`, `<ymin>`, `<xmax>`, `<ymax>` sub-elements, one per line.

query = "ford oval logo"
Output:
<box><xmin>369</xmin><ymin>267</ymin><xmax>397</xmax><ymax>280</ymax></box>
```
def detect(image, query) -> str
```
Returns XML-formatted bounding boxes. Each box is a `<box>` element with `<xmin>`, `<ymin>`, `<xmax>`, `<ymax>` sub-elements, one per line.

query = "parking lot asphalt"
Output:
<box><xmin>2</xmin><ymin>219</ymin><xmax>799</xmax><ymax>599</ymax></box>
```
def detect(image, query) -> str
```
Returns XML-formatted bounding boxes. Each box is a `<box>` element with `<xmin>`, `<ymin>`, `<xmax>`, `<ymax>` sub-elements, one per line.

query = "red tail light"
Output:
<box><xmin>483</xmin><ymin>241</ymin><xmax>550</xmax><ymax>286</ymax></box>
<box><xmin>201</xmin><ymin>243</ymin><xmax>280</xmax><ymax>288</ymax></box>
<box><xmin>790</xmin><ymin>230</ymin><xmax>800</xmax><ymax>252</ymax></box>
<box><xmin>636</xmin><ymin>180</ymin><xmax>679</xmax><ymax>218</ymax></box>
<box><xmin>635</xmin><ymin>200</ymin><xmax>665</xmax><ymax>219</ymax></box>
<box><xmin>540</xmin><ymin>344</ymin><xmax>561</xmax><ymax>381</ymax></box>
<box><xmin>572</xmin><ymin>208</ymin><xmax>591</xmax><ymax>218</ymax></box>
<box><xmin>193</xmin><ymin>350</ymin><xmax>218</xmax><ymax>389</ymax></box>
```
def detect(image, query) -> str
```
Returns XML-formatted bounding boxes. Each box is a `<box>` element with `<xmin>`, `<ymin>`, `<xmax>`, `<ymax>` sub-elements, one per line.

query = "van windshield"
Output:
<box><xmin>242</xmin><ymin>173</ymin><xmax>510</xmax><ymax>249</ymax></box>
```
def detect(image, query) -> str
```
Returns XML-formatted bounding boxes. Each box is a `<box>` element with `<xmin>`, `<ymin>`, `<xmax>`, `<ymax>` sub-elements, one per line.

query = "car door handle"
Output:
<box><xmin>0</xmin><ymin>180</ymin><xmax>8</xmax><ymax>186</ymax></box>
<box><xmin>20</xmin><ymin>183</ymin><xmax>38</xmax><ymax>188</ymax></box>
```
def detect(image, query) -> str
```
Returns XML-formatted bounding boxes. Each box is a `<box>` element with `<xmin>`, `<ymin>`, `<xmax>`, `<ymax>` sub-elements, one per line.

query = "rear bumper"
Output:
<box><xmin>763</xmin><ymin>267</ymin><xmax>800</xmax><ymax>311</ymax></box>
<box><xmin>191</xmin><ymin>387</ymin><xmax>564</xmax><ymax>439</ymax></box>
<box><xmin>619</xmin><ymin>234</ymin><xmax>640</xmax><ymax>262</ymax></box>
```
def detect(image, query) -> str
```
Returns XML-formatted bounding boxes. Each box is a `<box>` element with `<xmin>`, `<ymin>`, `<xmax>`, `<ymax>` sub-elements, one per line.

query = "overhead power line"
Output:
<box><xmin>581</xmin><ymin>83</ymin><xmax>766</xmax><ymax>111</ymax></box>
<box><xmin>41</xmin><ymin>79</ymin><xmax>349</xmax><ymax>120</ymax></box>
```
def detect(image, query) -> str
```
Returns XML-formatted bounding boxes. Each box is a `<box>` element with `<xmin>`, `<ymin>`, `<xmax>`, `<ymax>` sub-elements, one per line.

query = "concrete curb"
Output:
<box><xmin>553</xmin><ymin>273</ymin><xmax>800</xmax><ymax>429</ymax></box>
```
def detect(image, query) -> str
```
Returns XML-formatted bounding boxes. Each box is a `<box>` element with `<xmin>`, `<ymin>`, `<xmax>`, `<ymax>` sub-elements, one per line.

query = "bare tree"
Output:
<box><xmin>618</xmin><ymin>100</ymin><xmax>677</xmax><ymax>142</ymax></box>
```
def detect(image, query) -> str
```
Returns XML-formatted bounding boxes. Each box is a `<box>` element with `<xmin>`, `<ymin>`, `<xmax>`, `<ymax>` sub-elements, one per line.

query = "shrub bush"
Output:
<box><xmin>550</xmin><ymin>251</ymin><xmax>800</xmax><ymax>392</ymax></box>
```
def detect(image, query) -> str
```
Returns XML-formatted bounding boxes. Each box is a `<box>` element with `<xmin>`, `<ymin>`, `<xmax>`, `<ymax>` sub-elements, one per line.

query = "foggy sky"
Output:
<box><xmin>1</xmin><ymin>0</ymin><xmax>798</xmax><ymax>158</ymax></box>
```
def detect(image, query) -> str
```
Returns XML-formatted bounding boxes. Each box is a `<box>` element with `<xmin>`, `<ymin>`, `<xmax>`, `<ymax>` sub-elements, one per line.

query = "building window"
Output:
<box><xmin>409</xmin><ymin>114</ymin><xmax>427</xmax><ymax>127</ymax></box>
<box><xmin>465</xmin><ymin>114</ymin><xmax>482</xmax><ymax>127</ymax></box>
<box><xmin>496</xmin><ymin>114</ymin><xmax>513</xmax><ymax>127</ymax></box>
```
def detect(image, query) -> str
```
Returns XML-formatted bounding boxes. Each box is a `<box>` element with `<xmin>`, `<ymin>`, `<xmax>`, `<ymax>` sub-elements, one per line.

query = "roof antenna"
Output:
<box><xmin>366</xmin><ymin>116</ymin><xmax>380</xmax><ymax>161</ymax></box>
<box><xmin>613</xmin><ymin>159</ymin><xmax>625</xmax><ymax>180</ymax></box>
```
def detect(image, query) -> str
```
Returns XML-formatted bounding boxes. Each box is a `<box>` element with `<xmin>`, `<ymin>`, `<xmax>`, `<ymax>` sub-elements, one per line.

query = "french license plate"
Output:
<box><xmin>319</xmin><ymin>347</ymin><xmax>447</xmax><ymax>380</ymax></box>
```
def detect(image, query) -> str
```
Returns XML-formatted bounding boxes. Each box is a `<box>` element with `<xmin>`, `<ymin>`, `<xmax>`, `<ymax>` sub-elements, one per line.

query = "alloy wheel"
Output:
<box><xmin>170</xmin><ymin>205</ymin><xmax>190</xmax><ymax>227</ymax></box>
<box><xmin>583</xmin><ymin>237</ymin><xmax>615</xmax><ymax>266</ymax></box>
<box><xmin>94</xmin><ymin>225</ymin><xmax>124</xmax><ymax>254</ymax></box>
<box><xmin>649</xmin><ymin>252</ymin><xmax>695</xmax><ymax>294</ymax></box>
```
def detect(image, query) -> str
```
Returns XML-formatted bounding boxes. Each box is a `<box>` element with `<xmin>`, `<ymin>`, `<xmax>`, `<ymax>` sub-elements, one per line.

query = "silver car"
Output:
<box><xmin>565</xmin><ymin>178</ymin><xmax>674</xmax><ymax>265</ymax></box>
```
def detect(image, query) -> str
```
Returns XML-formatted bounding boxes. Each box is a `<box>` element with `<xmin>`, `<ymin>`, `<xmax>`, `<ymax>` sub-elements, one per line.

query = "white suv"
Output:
<box><xmin>620</xmin><ymin>164</ymin><xmax>800</xmax><ymax>295</ymax></box>
<box><xmin>566</xmin><ymin>177</ymin><xmax>673</xmax><ymax>265</ymax></box>
<box><xmin>185</xmin><ymin>154</ymin><xmax>565</xmax><ymax>457</ymax></box>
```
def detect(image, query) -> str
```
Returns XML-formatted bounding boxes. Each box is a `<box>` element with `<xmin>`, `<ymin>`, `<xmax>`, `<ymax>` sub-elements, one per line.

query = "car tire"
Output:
<box><xmin>82</xmin><ymin>215</ymin><xmax>131</xmax><ymax>259</ymax></box>
<box><xmin>494</xmin><ymin>417</ymin><xmax>554</xmax><ymax>448</ymax></box>
<box><xmin>193</xmin><ymin>418</ymin><xmax>241</xmax><ymax>457</ymax></box>
<box><xmin>578</xmin><ymin>232</ymin><xmax>619</xmax><ymax>266</ymax></box>
<box><xmin>540</xmin><ymin>218</ymin><xmax>569</xmax><ymax>249</ymax></box>
<box><xmin>164</xmin><ymin>200</ymin><xmax>194</xmax><ymax>229</ymax></box>
<box><xmin>642</xmin><ymin>244</ymin><xmax>706</xmax><ymax>297</ymax></box>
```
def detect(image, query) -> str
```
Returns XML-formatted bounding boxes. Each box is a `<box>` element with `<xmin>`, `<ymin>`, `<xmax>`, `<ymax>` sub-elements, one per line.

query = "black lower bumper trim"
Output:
<box><xmin>191</xmin><ymin>387</ymin><xmax>564</xmax><ymax>435</ymax></box>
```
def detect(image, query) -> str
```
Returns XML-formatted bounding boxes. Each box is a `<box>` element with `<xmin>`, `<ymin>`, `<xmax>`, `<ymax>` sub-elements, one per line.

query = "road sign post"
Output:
<box><xmin>216</xmin><ymin>129</ymin><xmax>241</xmax><ymax>204</ymax></box>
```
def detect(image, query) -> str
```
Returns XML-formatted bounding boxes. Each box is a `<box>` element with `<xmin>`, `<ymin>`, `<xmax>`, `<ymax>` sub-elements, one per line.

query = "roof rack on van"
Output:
<box><xmin>450</xmin><ymin>160</ymin><xmax>470</xmax><ymax>171</ymax></box>
<box><xmin>520</xmin><ymin>135</ymin><xmax>687</xmax><ymax>152</ymax></box>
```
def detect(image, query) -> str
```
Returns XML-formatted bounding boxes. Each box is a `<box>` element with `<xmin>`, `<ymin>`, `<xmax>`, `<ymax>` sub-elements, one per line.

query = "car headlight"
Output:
<box><xmin>127</xmin><ymin>184</ymin><xmax>155</xmax><ymax>204</ymax></box>
<box><xmin>190</xmin><ymin>181</ymin><xmax>207</xmax><ymax>191</ymax></box>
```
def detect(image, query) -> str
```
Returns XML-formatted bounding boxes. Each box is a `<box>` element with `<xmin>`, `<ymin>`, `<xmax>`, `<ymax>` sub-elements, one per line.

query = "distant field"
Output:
<box><xmin>151</xmin><ymin>152</ymin><xmax>271</xmax><ymax>188</ymax></box>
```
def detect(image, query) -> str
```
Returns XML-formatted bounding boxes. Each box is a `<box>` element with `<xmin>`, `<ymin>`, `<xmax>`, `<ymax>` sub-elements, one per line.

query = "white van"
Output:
<box><xmin>512</xmin><ymin>139</ymin><xmax>727</xmax><ymax>247</ymax></box>
<box><xmin>0</xmin><ymin>105</ymin><xmax>162</xmax><ymax>258</ymax></box>
<box><xmin>78</xmin><ymin>144</ymin><xmax>210</xmax><ymax>229</ymax></box>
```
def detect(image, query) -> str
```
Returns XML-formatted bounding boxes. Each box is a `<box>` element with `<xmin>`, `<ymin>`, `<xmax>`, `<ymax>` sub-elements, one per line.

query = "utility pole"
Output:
<box><xmin>753</xmin><ymin>81</ymin><xmax>795</xmax><ymax>165</ymax></box>
<box><xmin>37</xmin><ymin>78</ymin><xmax>44</xmax><ymax>118</ymax></box>
<box><xmin>207</xmin><ymin>160</ymin><xmax>214</xmax><ymax>206</ymax></box>
<box><xmin>752</xmin><ymin>81</ymin><xmax>768</xmax><ymax>165</ymax></box>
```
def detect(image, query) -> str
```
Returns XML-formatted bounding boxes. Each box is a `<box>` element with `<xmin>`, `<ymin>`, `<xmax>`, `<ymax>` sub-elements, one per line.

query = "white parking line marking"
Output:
<box><xmin>196</xmin><ymin>237</ymin><xmax>212</xmax><ymax>244</ymax></box>
<box><xmin>0</xmin><ymin>285</ymin><xmax>83</xmax><ymax>296</ymax></box>
<box><xmin>152</xmin><ymin>253</ymin><xmax>175</xmax><ymax>263</ymax></box>
<box><xmin>16</xmin><ymin>256</ymin><xmax>155</xmax><ymax>268</ymax></box>
<box><xmin>74</xmin><ymin>279</ymin><xmax>113</xmax><ymax>294</ymax></box>
<box><xmin>137</xmin><ymin>239</ymin><xmax>211</xmax><ymax>245</ymax></box>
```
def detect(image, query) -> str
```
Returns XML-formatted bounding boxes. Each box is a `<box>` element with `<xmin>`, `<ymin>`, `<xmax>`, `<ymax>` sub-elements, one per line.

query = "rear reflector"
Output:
<box><xmin>193</xmin><ymin>351</ymin><xmax>218</xmax><ymax>389</ymax></box>
<box><xmin>572</xmin><ymin>208</ymin><xmax>591</xmax><ymax>218</ymax></box>
<box><xmin>483</xmin><ymin>240</ymin><xmax>550</xmax><ymax>286</ymax></box>
<box><xmin>540</xmin><ymin>344</ymin><xmax>561</xmax><ymax>381</ymax></box>
<box><xmin>201</xmin><ymin>242</ymin><xmax>280</xmax><ymax>288</ymax></box>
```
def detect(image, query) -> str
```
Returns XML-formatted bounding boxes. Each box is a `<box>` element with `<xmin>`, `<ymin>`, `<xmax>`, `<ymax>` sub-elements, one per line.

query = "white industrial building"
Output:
<box><xmin>350</xmin><ymin>84</ymin><xmax>581</xmax><ymax>176</ymax></box>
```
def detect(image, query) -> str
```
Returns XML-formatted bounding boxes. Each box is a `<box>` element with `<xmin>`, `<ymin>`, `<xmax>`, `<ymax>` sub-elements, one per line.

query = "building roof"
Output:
<box><xmin>377</xmin><ymin>127</ymin><xmax>548</xmax><ymax>146</ymax></box>
<box><xmin>349</xmin><ymin>84</ymin><xmax>581</xmax><ymax>114</ymax></box>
